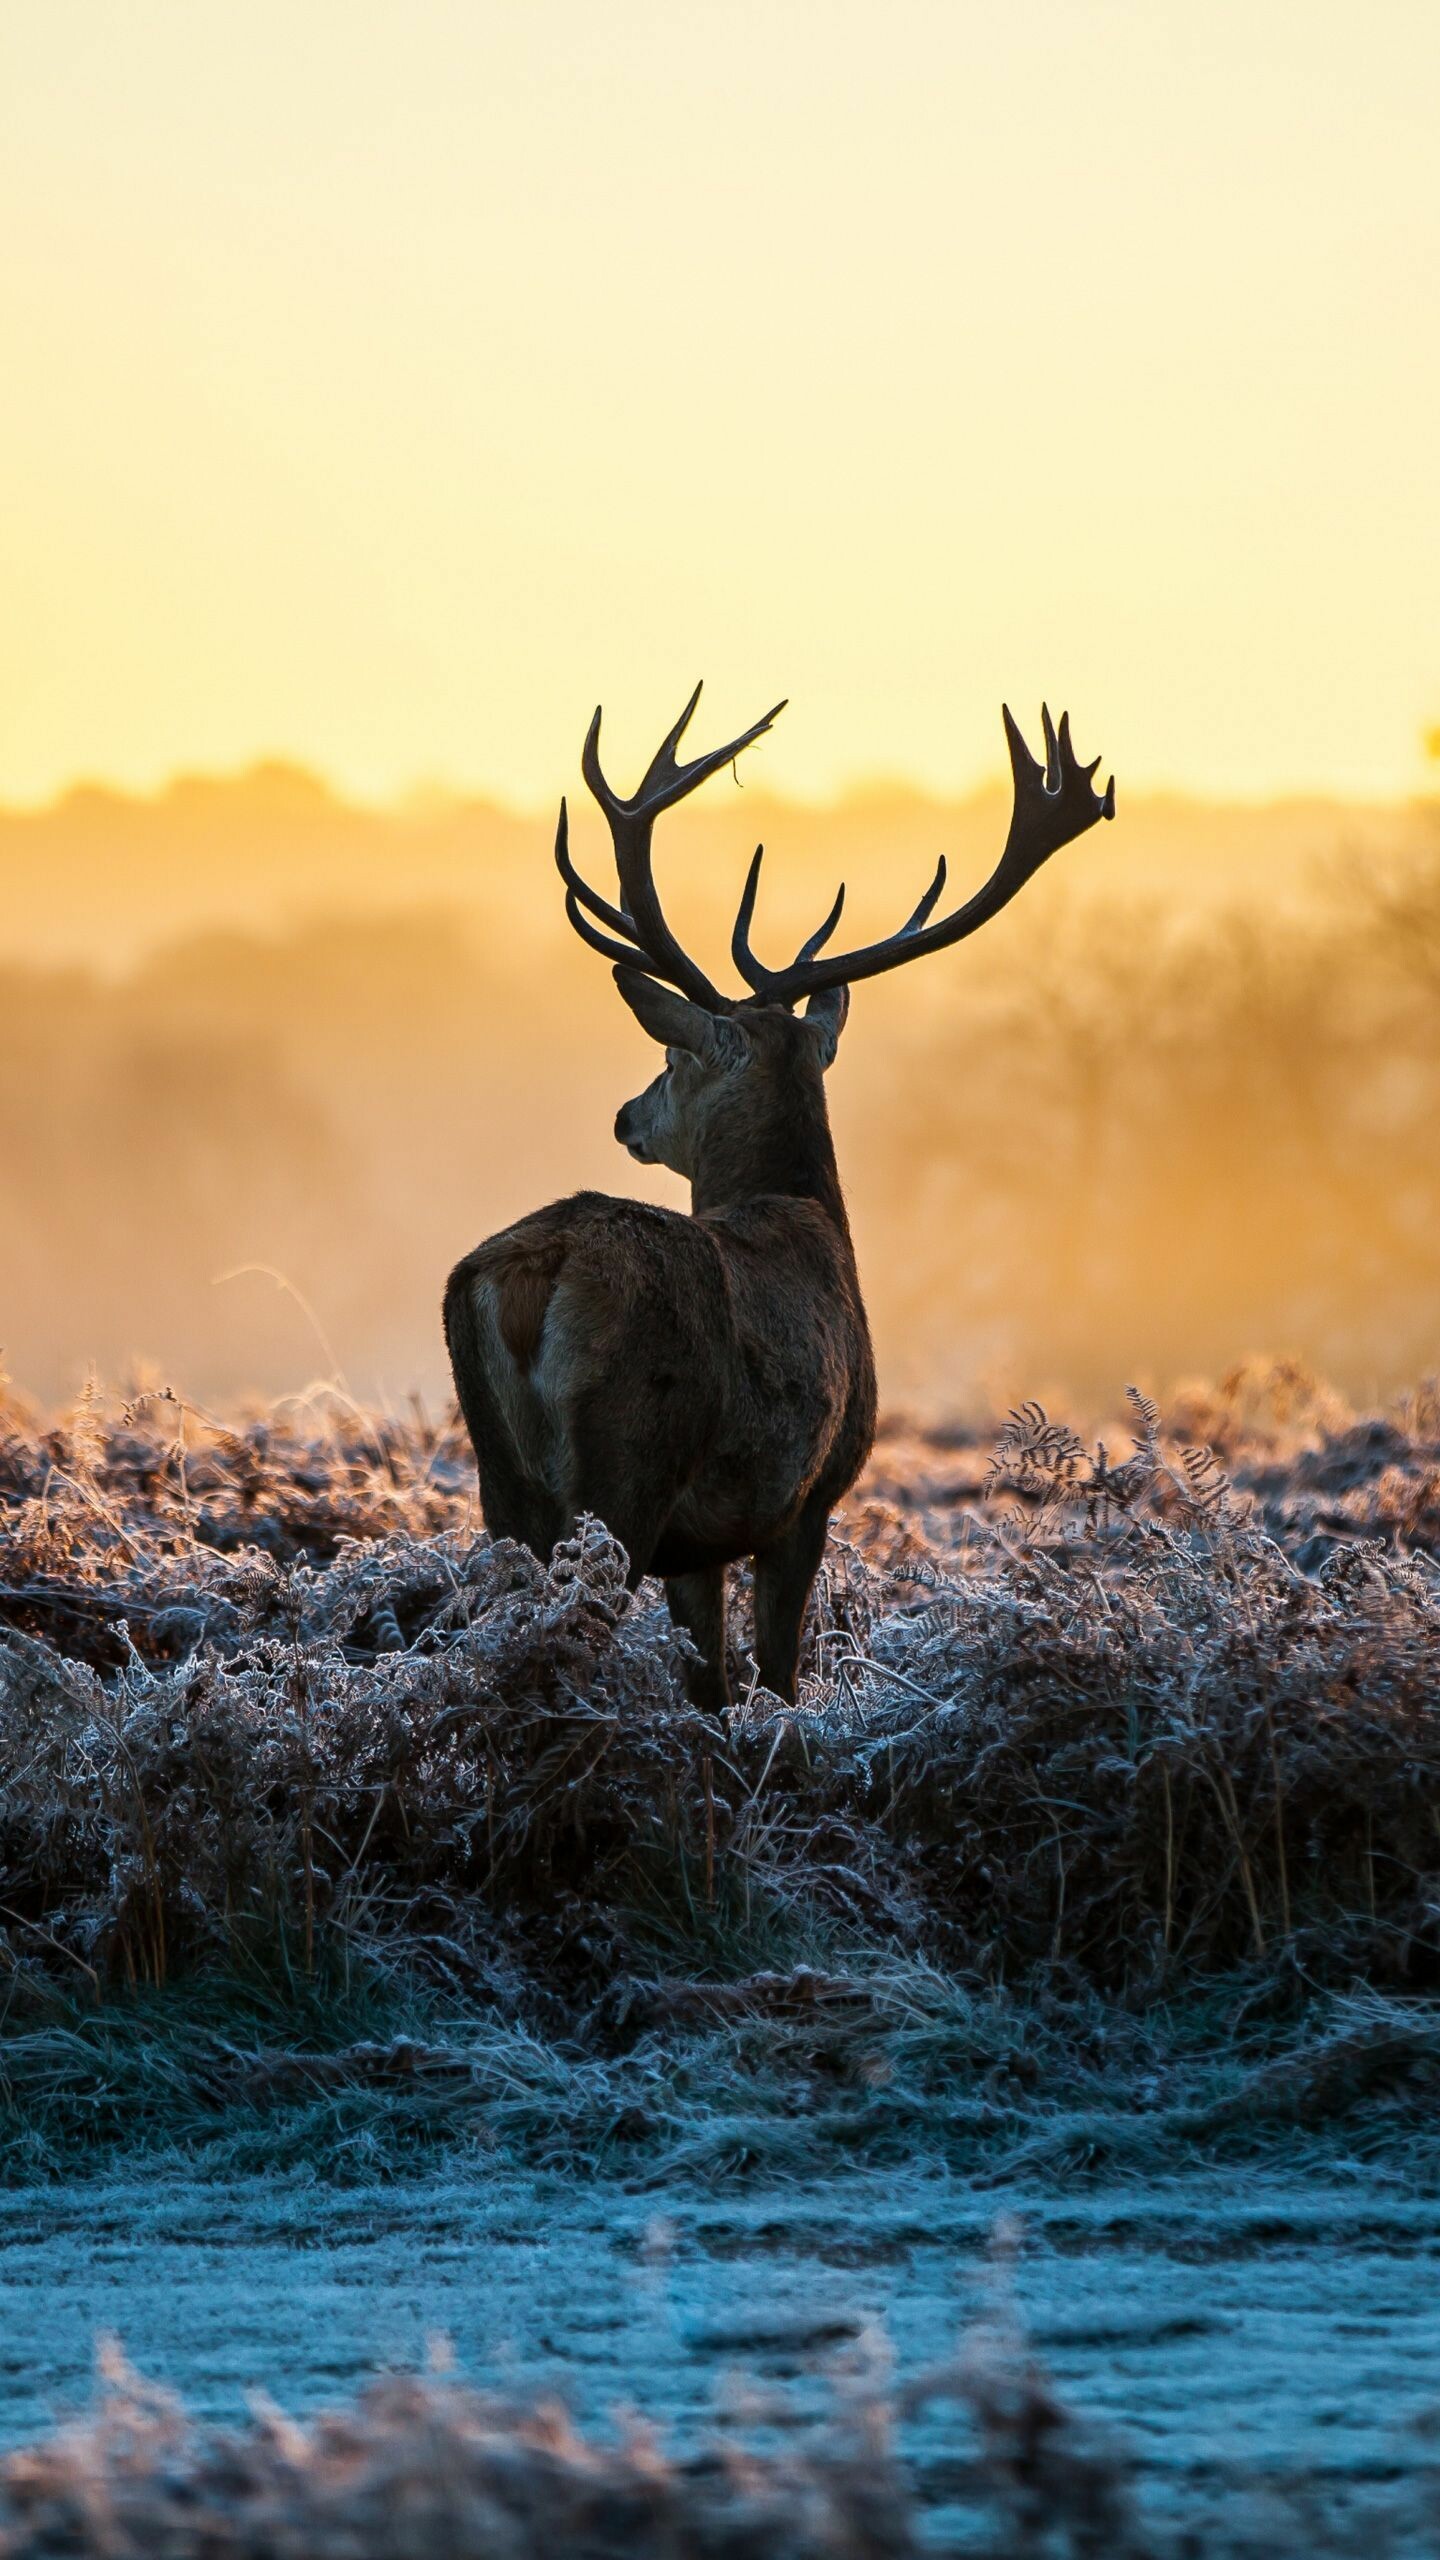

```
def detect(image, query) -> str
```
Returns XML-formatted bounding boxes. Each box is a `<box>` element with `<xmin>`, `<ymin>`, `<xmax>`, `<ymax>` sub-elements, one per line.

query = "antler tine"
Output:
<box><xmin>649</xmin><ymin>677</ymin><xmax>706</xmax><ymax>775</ymax></box>
<box><xmin>1001</xmin><ymin>699</ymin><xmax>1045</xmax><ymax>788</ymax></box>
<box><xmin>579</xmin><ymin>680</ymin><xmax>707</xmax><ymax>821</ymax></box>
<box><xmin>637</xmin><ymin>684</ymin><xmax>788</xmax><ymax>814</ymax></box>
<box><xmin>795</xmin><ymin>879</ymin><xmax>847</xmax><ymax>966</ymax></box>
<box><xmin>583</xmin><ymin>687</ymin><xmax>788</xmax><ymax>823</ymax></box>
<box><xmin>1041</xmin><ymin>701</ymin><xmax>1061</xmax><ymax>788</ymax></box>
<box><xmin>725</xmin><ymin>704</ymin><xmax>1114</xmax><ymax>1006</ymax></box>
<box><xmin>1057</xmin><ymin>709</ymin><xmax>1114</xmax><ymax>811</ymax></box>
<box><xmin>556</xmin><ymin>802</ymin><xmax>701</xmax><ymax>992</ymax></box>
<box><xmin>731</xmin><ymin>846</ymin><xmax>770</xmax><ymax>992</ymax></box>
<box><xmin>555</xmin><ymin>799</ymin><xmax>639</xmax><ymax>943</ymax></box>
<box><xmin>731</xmin><ymin>849</ymin><xmax>850</xmax><ymax>1001</ymax></box>
<box><xmin>1056</xmin><ymin>709</ymin><xmax>1090</xmax><ymax>777</ymax></box>
<box><xmin>563</xmin><ymin>886</ymin><xmax>652</xmax><ymax>971</ymax></box>
<box><xmin>897</xmin><ymin>856</ymin><xmax>947</xmax><ymax>935</ymax></box>
<box><xmin>576</xmin><ymin>687</ymin><xmax>786</xmax><ymax>1012</ymax></box>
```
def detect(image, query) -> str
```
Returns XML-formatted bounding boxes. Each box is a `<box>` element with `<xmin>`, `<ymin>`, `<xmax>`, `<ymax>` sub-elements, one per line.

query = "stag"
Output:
<box><xmin>444</xmin><ymin>689</ymin><xmax>1113</xmax><ymax>1713</ymax></box>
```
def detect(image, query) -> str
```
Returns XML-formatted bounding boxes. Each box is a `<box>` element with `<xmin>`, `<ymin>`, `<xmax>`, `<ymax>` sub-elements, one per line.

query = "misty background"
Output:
<box><xmin>2</xmin><ymin>767</ymin><xmax>1438</xmax><ymax>1417</ymax></box>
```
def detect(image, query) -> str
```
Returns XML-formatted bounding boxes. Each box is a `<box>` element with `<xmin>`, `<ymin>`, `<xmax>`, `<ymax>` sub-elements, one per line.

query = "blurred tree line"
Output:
<box><xmin>2</xmin><ymin>811</ymin><xmax>1438</xmax><ymax>1413</ymax></box>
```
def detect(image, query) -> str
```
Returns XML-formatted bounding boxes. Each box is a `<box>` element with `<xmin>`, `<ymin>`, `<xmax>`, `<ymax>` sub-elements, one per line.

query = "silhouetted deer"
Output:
<box><xmin>445</xmin><ymin>689</ymin><xmax>1113</xmax><ymax>1713</ymax></box>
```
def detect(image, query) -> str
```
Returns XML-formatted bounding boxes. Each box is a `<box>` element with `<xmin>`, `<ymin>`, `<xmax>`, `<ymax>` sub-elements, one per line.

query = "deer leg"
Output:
<box><xmin>444</xmin><ymin>1261</ymin><xmax>567</xmax><ymax>1562</ymax></box>
<box><xmin>561</xmin><ymin>1401</ymin><xmax>679</xmax><ymax>1592</ymax></box>
<box><xmin>751</xmin><ymin>1501</ymin><xmax>831</xmax><ymax>1706</ymax></box>
<box><xmin>458</xmin><ymin>1381</ymin><xmax>563</xmax><ymax>1560</ymax></box>
<box><xmin>448</xmin><ymin>1363</ymin><xmax>565</xmax><ymax>1559</ymax></box>
<box><xmin>478</xmin><ymin>1469</ymin><xmax>567</xmax><ymax>1565</ymax></box>
<box><xmin>664</xmin><ymin>1567</ymin><xmax>730</xmax><ymax>1716</ymax></box>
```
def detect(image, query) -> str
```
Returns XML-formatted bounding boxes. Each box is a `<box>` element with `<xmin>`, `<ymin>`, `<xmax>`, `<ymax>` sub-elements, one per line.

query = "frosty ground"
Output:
<box><xmin>1</xmin><ymin>1361</ymin><xmax>1438</xmax><ymax>2549</ymax></box>
<box><xmin>6</xmin><ymin>2168</ymin><xmax>1440</xmax><ymax>2541</ymax></box>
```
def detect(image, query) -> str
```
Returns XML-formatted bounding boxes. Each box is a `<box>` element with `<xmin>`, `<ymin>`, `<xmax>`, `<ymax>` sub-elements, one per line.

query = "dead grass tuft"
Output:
<box><xmin>2</xmin><ymin>2319</ymin><xmax>1433</xmax><ymax>2558</ymax></box>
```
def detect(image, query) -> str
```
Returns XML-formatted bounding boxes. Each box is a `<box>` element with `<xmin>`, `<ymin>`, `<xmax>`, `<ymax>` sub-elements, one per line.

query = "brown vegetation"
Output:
<box><xmin>2</xmin><ymin>2320</ymin><xmax>1438</xmax><ymax>2559</ymax></box>
<box><xmin>1</xmin><ymin>1362</ymin><xmax>1437</xmax><ymax>2180</ymax></box>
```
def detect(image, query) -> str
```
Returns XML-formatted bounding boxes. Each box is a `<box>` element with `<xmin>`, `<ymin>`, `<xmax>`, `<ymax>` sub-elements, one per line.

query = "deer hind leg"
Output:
<box><xmin>751</xmin><ymin>1499</ymin><xmax>831</xmax><ymax>1707</ymax></box>
<box><xmin>443</xmin><ymin>1254</ymin><xmax>567</xmax><ymax>1561</ymax></box>
<box><xmin>474</xmin><ymin>1434</ymin><xmax>567</xmax><ymax>1562</ymax></box>
<box><xmin>664</xmin><ymin>1567</ymin><xmax>730</xmax><ymax>1716</ymax></box>
<box><xmin>554</xmin><ymin>1376</ymin><xmax>696</xmax><ymax>1593</ymax></box>
<box><xmin>450</xmin><ymin>1357</ymin><xmax>565</xmax><ymax>1560</ymax></box>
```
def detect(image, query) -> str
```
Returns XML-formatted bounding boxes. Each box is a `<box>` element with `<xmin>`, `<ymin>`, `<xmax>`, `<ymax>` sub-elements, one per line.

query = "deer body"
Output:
<box><xmin>445</xmin><ymin>1000</ymin><xmax>874</xmax><ymax>1710</ymax></box>
<box><xmin>445</xmin><ymin>687</ymin><xmax>1113</xmax><ymax>1713</ymax></box>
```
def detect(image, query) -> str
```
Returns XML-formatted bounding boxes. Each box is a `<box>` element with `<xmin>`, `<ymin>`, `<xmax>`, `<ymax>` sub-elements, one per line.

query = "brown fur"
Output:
<box><xmin>492</xmin><ymin>1237</ymin><xmax>567</xmax><ymax>1372</ymax></box>
<box><xmin>444</xmin><ymin>1001</ymin><xmax>875</xmax><ymax>1715</ymax></box>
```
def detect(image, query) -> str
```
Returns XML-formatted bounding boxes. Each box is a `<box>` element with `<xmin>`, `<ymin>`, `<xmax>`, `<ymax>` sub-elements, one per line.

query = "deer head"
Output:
<box><xmin>557</xmin><ymin>684</ymin><xmax>1114</xmax><ymax>1198</ymax></box>
<box><xmin>609</xmin><ymin>972</ymin><xmax>846</xmax><ymax>1180</ymax></box>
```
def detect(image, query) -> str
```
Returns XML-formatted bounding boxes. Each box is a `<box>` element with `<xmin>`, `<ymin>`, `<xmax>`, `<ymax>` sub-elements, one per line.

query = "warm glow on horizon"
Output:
<box><xmin>2</xmin><ymin>0</ymin><xmax>1437</xmax><ymax>810</ymax></box>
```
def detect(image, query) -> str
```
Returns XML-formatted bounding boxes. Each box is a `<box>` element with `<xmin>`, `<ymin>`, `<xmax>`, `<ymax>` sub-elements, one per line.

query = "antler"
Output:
<box><xmin>731</xmin><ymin>705</ymin><xmax>1114</xmax><ymax>1005</ymax></box>
<box><xmin>556</xmin><ymin>682</ymin><xmax>785</xmax><ymax>1011</ymax></box>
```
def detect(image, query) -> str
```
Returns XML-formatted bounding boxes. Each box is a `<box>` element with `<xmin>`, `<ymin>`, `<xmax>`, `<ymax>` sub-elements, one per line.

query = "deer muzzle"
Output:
<box><xmin>614</xmin><ymin>1100</ymin><xmax>656</xmax><ymax>1164</ymax></box>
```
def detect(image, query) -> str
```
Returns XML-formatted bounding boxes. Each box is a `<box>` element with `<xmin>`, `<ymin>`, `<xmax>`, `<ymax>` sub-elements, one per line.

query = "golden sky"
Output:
<box><xmin>1</xmin><ymin>0</ymin><xmax>1437</xmax><ymax>809</ymax></box>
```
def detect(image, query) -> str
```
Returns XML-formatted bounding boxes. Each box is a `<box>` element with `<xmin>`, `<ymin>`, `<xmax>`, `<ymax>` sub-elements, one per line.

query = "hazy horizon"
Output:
<box><xmin>4</xmin><ymin>748</ymin><xmax>1435</xmax><ymax>986</ymax></box>
<box><xmin>4</xmin><ymin>771</ymin><xmax>1437</xmax><ymax>1417</ymax></box>
<box><xmin>4</xmin><ymin>751</ymin><xmax>1436</xmax><ymax>826</ymax></box>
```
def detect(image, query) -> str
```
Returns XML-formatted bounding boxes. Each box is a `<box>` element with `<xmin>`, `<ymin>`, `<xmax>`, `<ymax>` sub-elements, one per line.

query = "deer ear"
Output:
<box><xmin>613</xmin><ymin>967</ymin><xmax>720</xmax><ymax>1060</ymax></box>
<box><xmin>804</xmin><ymin>983</ymin><xmax>849</xmax><ymax>1069</ymax></box>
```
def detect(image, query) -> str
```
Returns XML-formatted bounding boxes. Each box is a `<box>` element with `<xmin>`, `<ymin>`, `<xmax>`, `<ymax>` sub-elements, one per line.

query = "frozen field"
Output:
<box><xmin>4</xmin><ymin>1380</ymin><xmax>1440</xmax><ymax>2545</ymax></box>
<box><xmin>6</xmin><ymin>2167</ymin><xmax>1440</xmax><ymax>2541</ymax></box>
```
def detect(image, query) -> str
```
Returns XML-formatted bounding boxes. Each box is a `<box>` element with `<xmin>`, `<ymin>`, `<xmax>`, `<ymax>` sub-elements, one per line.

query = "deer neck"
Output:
<box><xmin>688</xmin><ymin>1077</ymin><xmax>851</xmax><ymax>1236</ymax></box>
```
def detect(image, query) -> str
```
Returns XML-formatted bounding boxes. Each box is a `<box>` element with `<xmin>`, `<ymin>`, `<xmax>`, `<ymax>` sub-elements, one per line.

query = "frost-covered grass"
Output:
<box><xmin>2</xmin><ymin>1362</ymin><xmax>1439</xmax><ymax>2177</ymax></box>
<box><xmin>8</xmin><ymin>1957</ymin><xmax>1439</xmax><ymax>2186</ymax></box>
